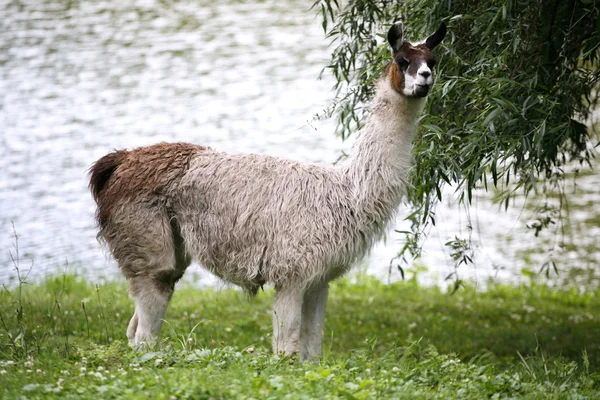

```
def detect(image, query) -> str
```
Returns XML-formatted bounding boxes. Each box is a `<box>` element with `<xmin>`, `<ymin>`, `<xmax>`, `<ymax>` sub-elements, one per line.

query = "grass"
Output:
<box><xmin>1</xmin><ymin>274</ymin><xmax>600</xmax><ymax>399</ymax></box>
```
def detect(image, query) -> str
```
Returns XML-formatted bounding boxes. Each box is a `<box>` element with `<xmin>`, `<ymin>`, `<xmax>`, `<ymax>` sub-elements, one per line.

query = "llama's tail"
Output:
<box><xmin>88</xmin><ymin>150</ymin><xmax>128</xmax><ymax>202</ymax></box>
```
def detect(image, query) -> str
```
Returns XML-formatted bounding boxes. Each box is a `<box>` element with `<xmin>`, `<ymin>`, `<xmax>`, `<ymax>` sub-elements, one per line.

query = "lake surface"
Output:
<box><xmin>1</xmin><ymin>0</ymin><xmax>598</xmax><ymax>288</ymax></box>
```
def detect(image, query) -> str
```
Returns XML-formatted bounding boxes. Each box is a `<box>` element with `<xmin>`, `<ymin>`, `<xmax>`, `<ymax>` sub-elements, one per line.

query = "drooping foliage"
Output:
<box><xmin>315</xmin><ymin>0</ymin><xmax>600</xmax><ymax>265</ymax></box>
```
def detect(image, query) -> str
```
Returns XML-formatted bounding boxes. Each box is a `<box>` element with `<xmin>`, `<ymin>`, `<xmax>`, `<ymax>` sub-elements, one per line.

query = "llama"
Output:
<box><xmin>89</xmin><ymin>22</ymin><xmax>446</xmax><ymax>361</ymax></box>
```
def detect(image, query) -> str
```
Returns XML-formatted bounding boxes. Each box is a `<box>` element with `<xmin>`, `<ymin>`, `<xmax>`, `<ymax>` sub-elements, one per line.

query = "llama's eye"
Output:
<box><xmin>427</xmin><ymin>59</ymin><xmax>437</xmax><ymax>68</ymax></box>
<box><xmin>396</xmin><ymin>57</ymin><xmax>410</xmax><ymax>68</ymax></box>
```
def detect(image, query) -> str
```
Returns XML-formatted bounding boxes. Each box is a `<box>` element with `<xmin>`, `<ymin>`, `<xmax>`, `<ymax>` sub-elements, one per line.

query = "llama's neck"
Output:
<box><xmin>342</xmin><ymin>76</ymin><xmax>426</xmax><ymax>229</ymax></box>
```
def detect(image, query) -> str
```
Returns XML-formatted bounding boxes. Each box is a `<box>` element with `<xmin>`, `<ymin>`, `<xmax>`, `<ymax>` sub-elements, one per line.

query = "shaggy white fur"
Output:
<box><xmin>89</xmin><ymin>22</ymin><xmax>446</xmax><ymax>361</ymax></box>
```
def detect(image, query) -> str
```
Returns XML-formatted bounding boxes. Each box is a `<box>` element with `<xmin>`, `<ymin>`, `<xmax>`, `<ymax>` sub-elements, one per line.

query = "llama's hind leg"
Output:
<box><xmin>107</xmin><ymin>205</ymin><xmax>190</xmax><ymax>346</ymax></box>
<box><xmin>128</xmin><ymin>271</ymin><xmax>182</xmax><ymax>346</ymax></box>
<box><xmin>272</xmin><ymin>286</ymin><xmax>304</xmax><ymax>356</ymax></box>
<box><xmin>127</xmin><ymin>310</ymin><xmax>138</xmax><ymax>345</ymax></box>
<box><xmin>300</xmin><ymin>283</ymin><xmax>329</xmax><ymax>362</ymax></box>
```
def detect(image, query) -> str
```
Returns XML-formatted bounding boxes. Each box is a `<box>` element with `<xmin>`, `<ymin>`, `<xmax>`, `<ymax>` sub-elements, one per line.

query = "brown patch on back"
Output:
<box><xmin>89</xmin><ymin>150</ymin><xmax>128</xmax><ymax>203</ymax></box>
<box><xmin>90</xmin><ymin>142</ymin><xmax>208</xmax><ymax>230</ymax></box>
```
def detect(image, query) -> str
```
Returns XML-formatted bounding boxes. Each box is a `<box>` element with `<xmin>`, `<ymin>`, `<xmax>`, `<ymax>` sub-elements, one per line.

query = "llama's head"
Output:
<box><xmin>387</xmin><ymin>22</ymin><xmax>446</xmax><ymax>98</ymax></box>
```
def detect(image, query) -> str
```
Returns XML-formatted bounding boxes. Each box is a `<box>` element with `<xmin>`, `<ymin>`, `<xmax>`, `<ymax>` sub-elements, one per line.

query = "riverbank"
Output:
<box><xmin>1</xmin><ymin>275</ymin><xmax>599</xmax><ymax>398</ymax></box>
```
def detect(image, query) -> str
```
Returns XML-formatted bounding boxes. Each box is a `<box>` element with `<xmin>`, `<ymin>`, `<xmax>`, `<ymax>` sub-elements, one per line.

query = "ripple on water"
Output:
<box><xmin>1</xmin><ymin>0</ymin><xmax>598</xmax><ymax>289</ymax></box>
<box><xmin>0</xmin><ymin>0</ymin><xmax>344</xmax><ymax>284</ymax></box>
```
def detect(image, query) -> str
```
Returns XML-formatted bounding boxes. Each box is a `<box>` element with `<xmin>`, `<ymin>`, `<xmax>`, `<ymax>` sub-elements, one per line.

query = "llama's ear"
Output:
<box><xmin>425</xmin><ymin>22</ymin><xmax>447</xmax><ymax>50</ymax></box>
<box><xmin>387</xmin><ymin>22</ymin><xmax>404</xmax><ymax>53</ymax></box>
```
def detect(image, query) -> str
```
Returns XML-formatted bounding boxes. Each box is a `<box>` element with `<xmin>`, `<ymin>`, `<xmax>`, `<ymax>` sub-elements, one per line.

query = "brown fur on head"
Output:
<box><xmin>386</xmin><ymin>22</ymin><xmax>446</xmax><ymax>98</ymax></box>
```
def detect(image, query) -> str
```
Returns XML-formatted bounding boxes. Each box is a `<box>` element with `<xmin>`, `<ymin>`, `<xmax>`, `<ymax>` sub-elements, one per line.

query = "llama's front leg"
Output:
<box><xmin>272</xmin><ymin>287</ymin><xmax>304</xmax><ymax>356</ymax></box>
<box><xmin>300</xmin><ymin>282</ymin><xmax>329</xmax><ymax>362</ymax></box>
<box><xmin>129</xmin><ymin>276</ymin><xmax>174</xmax><ymax>347</ymax></box>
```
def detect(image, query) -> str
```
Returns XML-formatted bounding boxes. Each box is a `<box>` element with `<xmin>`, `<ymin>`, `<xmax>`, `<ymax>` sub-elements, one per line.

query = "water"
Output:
<box><xmin>1</xmin><ymin>0</ymin><xmax>598</xmax><ymax>288</ymax></box>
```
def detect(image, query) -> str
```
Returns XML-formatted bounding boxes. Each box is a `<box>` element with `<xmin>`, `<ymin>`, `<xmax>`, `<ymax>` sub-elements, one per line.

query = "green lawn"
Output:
<box><xmin>1</xmin><ymin>275</ymin><xmax>599</xmax><ymax>399</ymax></box>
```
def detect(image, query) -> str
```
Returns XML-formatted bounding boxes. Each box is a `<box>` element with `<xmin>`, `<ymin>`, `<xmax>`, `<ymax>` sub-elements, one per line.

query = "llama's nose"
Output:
<box><xmin>419</xmin><ymin>70</ymin><xmax>431</xmax><ymax>79</ymax></box>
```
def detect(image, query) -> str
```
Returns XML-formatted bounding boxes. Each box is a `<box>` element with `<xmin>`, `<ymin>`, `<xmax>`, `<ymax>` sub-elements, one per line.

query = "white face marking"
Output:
<box><xmin>402</xmin><ymin>60</ymin><xmax>432</xmax><ymax>97</ymax></box>
<box><xmin>416</xmin><ymin>63</ymin><xmax>433</xmax><ymax>85</ymax></box>
<box><xmin>402</xmin><ymin>70</ymin><xmax>418</xmax><ymax>97</ymax></box>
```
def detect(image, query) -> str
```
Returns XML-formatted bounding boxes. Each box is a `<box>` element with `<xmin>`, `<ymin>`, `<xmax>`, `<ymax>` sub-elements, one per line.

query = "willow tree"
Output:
<box><xmin>314</xmin><ymin>0</ymin><xmax>600</xmax><ymax>275</ymax></box>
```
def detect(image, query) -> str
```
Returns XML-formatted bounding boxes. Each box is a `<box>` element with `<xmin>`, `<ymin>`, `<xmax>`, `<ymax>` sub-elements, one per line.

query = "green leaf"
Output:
<box><xmin>483</xmin><ymin>108</ymin><xmax>503</xmax><ymax>126</ymax></box>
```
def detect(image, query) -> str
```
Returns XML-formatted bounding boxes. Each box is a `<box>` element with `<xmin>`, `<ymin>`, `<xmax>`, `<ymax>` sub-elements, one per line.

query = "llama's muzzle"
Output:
<box><xmin>414</xmin><ymin>84</ymin><xmax>430</xmax><ymax>97</ymax></box>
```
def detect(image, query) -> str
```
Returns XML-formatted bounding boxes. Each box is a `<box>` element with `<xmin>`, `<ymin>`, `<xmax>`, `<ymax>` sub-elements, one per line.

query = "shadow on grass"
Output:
<box><xmin>326</xmin><ymin>278</ymin><xmax>600</xmax><ymax>369</ymax></box>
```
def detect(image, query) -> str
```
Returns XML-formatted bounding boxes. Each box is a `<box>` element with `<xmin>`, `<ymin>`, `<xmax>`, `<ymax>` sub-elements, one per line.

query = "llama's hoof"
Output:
<box><xmin>300</xmin><ymin>354</ymin><xmax>322</xmax><ymax>363</ymax></box>
<box><xmin>129</xmin><ymin>332</ymin><xmax>159</xmax><ymax>349</ymax></box>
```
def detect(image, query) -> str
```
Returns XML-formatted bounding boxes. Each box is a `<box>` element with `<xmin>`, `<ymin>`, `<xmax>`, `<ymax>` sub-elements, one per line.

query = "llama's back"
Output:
<box><xmin>90</xmin><ymin>142</ymin><xmax>372</xmax><ymax>291</ymax></box>
<box><xmin>175</xmin><ymin>151</ymin><xmax>363</xmax><ymax>289</ymax></box>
